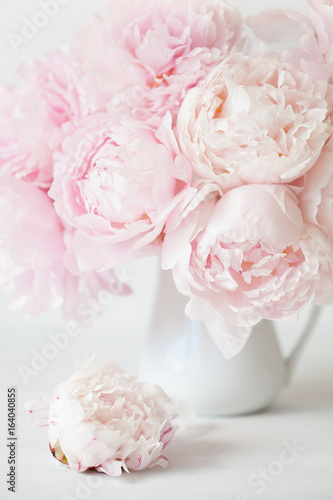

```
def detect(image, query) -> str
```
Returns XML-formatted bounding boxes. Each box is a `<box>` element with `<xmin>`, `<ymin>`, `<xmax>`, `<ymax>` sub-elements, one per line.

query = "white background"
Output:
<box><xmin>0</xmin><ymin>1</ymin><xmax>332</xmax><ymax>499</ymax></box>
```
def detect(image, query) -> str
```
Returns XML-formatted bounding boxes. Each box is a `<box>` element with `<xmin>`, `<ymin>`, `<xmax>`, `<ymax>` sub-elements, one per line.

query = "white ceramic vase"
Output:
<box><xmin>139</xmin><ymin>269</ymin><xmax>321</xmax><ymax>416</ymax></box>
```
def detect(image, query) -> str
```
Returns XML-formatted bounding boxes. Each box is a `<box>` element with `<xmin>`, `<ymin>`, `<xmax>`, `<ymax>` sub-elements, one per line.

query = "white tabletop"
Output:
<box><xmin>1</xmin><ymin>262</ymin><xmax>332</xmax><ymax>500</ymax></box>
<box><xmin>1</xmin><ymin>340</ymin><xmax>333</xmax><ymax>500</ymax></box>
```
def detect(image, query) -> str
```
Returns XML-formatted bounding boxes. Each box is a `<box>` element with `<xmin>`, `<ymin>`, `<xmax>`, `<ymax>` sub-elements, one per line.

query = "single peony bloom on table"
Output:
<box><xmin>25</xmin><ymin>359</ymin><xmax>178</xmax><ymax>476</ymax></box>
<box><xmin>49</xmin><ymin>112</ymin><xmax>192</xmax><ymax>273</ymax></box>
<box><xmin>162</xmin><ymin>183</ymin><xmax>333</xmax><ymax>357</ymax></box>
<box><xmin>176</xmin><ymin>52</ymin><xmax>331</xmax><ymax>190</ymax></box>
<box><xmin>71</xmin><ymin>0</ymin><xmax>246</xmax><ymax>123</ymax></box>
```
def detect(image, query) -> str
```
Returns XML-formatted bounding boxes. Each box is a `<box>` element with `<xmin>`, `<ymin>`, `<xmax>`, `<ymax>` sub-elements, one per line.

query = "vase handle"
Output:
<box><xmin>284</xmin><ymin>305</ymin><xmax>322</xmax><ymax>384</ymax></box>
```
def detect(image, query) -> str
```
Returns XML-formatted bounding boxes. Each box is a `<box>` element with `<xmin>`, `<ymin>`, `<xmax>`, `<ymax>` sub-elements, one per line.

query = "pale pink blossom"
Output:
<box><xmin>0</xmin><ymin>176</ymin><xmax>66</xmax><ymax>314</ymax></box>
<box><xmin>177</xmin><ymin>52</ymin><xmax>331</xmax><ymax>190</ymax></box>
<box><xmin>49</xmin><ymin>112</ymin><xmax>191</xmax><ymax>272</ymax></box>
<box><xmin>298</xmin><ymin>136</ymin><xmax>333</xmax><ymax>303</ymax></box>
<box><xmin>0</xmin><ymin>176</ymin><xmax>129</xmax><ymax>316</ymax></box>
<box><xmin>25</xmin><ymin>359</ymin><xmax>177</xmax><ymax>476</ymax></box>
<box><xmin>0</xmin><ymin>51</ymin><xmax>91</xmax><ymax>189</ymax></box>
<box><xmin>162</xmin><ymin>183</ymin><xmax>333</xmax><ymax>357</ymax></box>
<box><xmin>18</xmin><ymin>50</ymin><xmax>93</xmax><ymax>129</ymax></box>
<box><xmin>247</xmin><ymin>0</ymin><xmax>333</xmax><ymax>83</ymax></box>
<box><xmin>71</xmin><ymin>0</ymin><xmax>245</xmax><ymax>122</ymax></box>
<box><xmin>298</xmin><ymin>137</ymin><xmax>333</xmax><ymax>234</ymax></box>
<box><xmin>0</xmin><ymin>86</ymin><xmax>56</xmax><ymax>189</ymax></box>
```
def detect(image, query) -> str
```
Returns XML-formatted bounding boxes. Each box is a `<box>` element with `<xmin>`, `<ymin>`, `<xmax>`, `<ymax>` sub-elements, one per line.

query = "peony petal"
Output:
<box><xmin>247</xmin><ymin>9</ymin><xmax>310</xmax><ymax>44</ymax></box>
<box><xmin>207</xmin><ymin>185</ymin><xmax>303</xmax><ymax>250</ymax></box>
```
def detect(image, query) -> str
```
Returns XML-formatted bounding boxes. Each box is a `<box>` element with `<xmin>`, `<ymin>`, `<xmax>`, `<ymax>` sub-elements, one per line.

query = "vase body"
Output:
<box><xmin>139</xmin><ymin>269</ymin><xmax>320</xmax><ymax>416</ymax></box>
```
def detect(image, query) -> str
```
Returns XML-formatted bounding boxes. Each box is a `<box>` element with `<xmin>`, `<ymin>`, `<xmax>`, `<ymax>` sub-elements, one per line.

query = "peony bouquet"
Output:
<box><xmin>1</xmin><ymin>0</ymin><xmax>333</xmax><ymax>357</ymax></box>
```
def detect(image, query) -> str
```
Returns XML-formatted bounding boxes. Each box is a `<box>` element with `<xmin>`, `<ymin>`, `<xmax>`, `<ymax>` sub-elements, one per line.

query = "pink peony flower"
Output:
<box><xmin>0</xmin><ymin>176</ymin><xmax>66</xmax><ymax>314</ymax></box>
<box><xmin>0</xmin><ymin>50</ymin><xmax>91</xmax><ymax>189</ymax></box>
<box><xmin>176</xmin><ymin>52</ymin><xmax>331</xmax><ymax>190</ymax></box>
<box><xmin>162</xmin><ymin>183</ymin><xmax>333</xmax><ymax>357</ymax></box>
<box><xmin>18</xmin><ymin>49</ymin><xmax>93</xmax><ymax>129</ymax></box>
<box><xmin>298</xmin><ymin>136</ymin><xmax>333</xmax><ymax>303</ymax></box>
<box><xmin>247</xmin><ymin>0</ymin><xmax>333</xmax><ymax>83</ymax></box>
<box><xmin>49</xmin><ymin>112</ymin><xmax>192</xmax><ymax>272</ymax></box>
<box><xmin>0</xmin><ymin>86</ymin><xmax>57</xmax><ymax>189</ymax></box>
<box><xmin>25</xmin><ymin>359</ymin><xmax>178</xmax><ymax>476</ymax></box>
<box><xmin>0</xmin><ymin>176</ymin><xmax>129</xmax><ymax>316</ymax></box>
<box><xmin>71</xmin><ymin>0</ymin><xmax>245</xmax><ymax>122</ymax></box>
